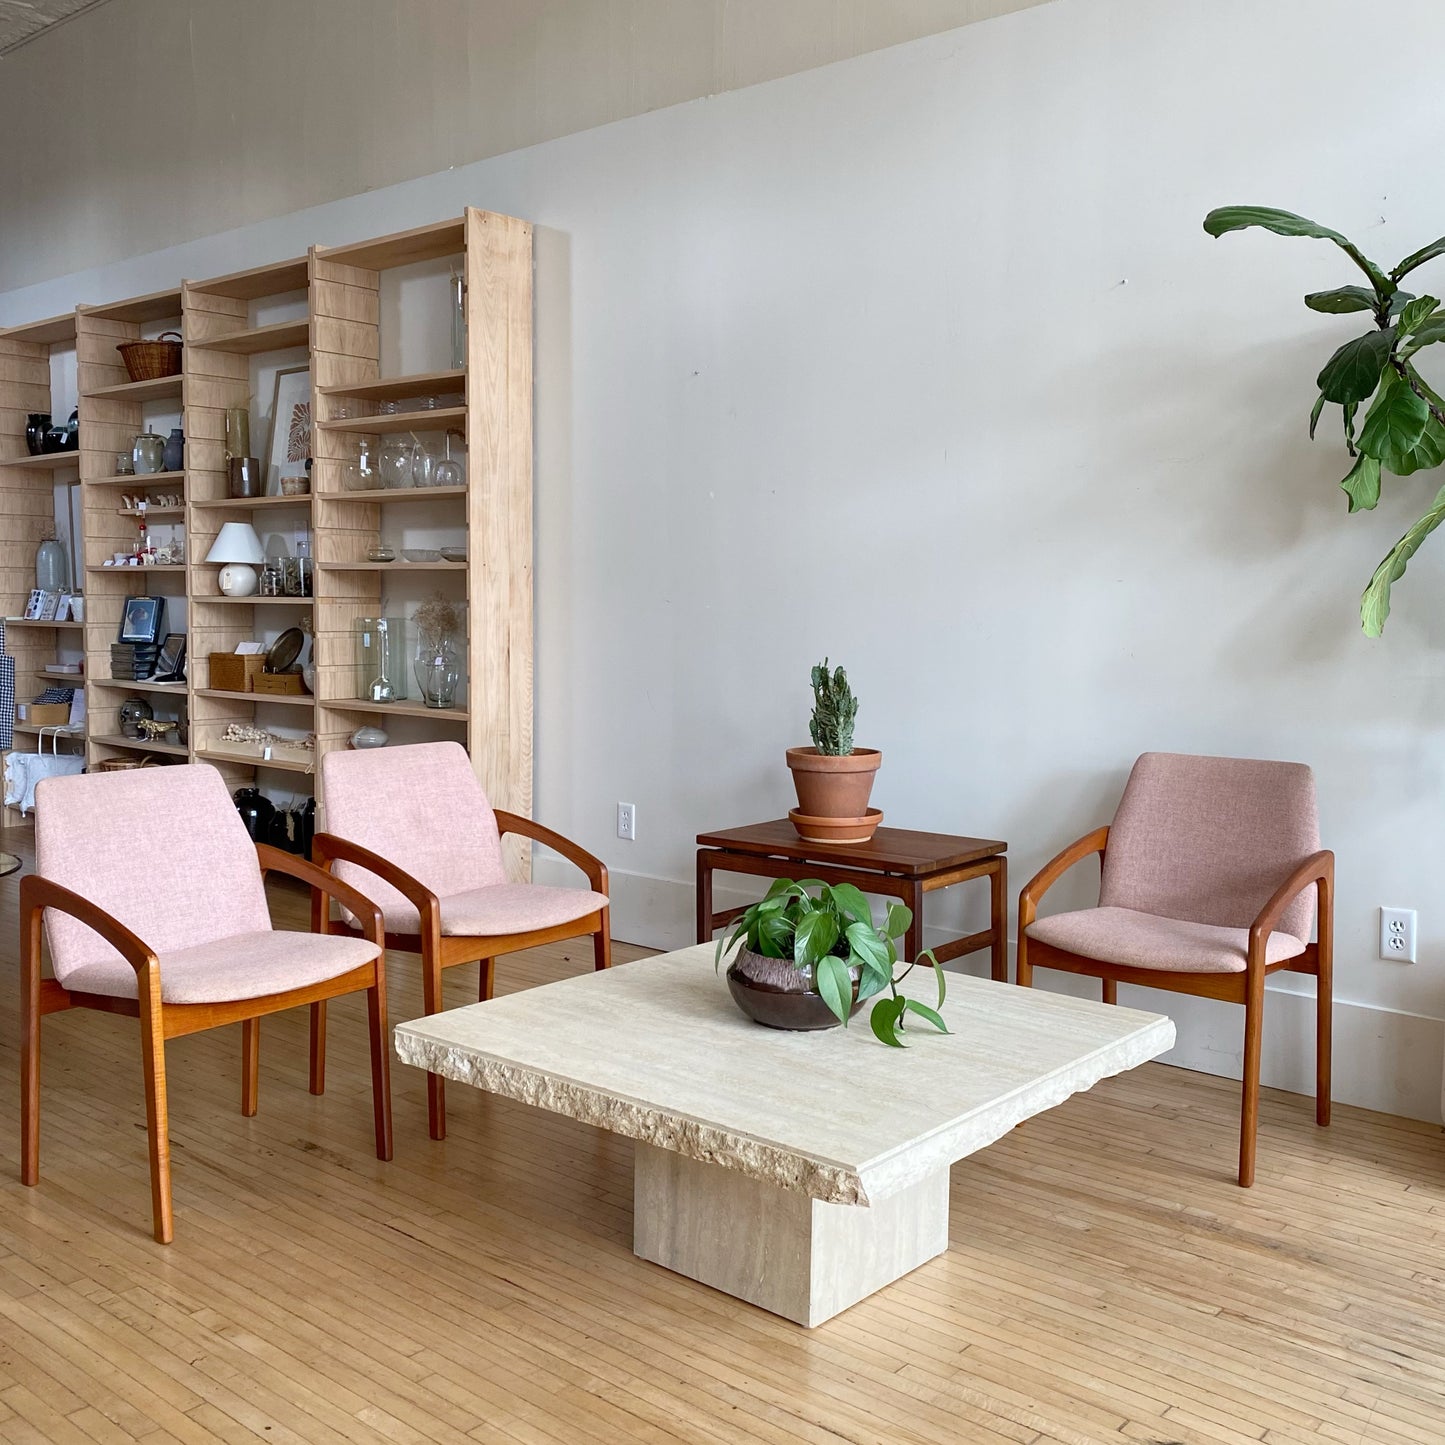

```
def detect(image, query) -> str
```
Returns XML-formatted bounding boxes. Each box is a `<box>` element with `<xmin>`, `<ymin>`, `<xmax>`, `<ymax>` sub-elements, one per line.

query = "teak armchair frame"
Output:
<box><xmin>21</xmin><ymin>843</ymin><xmax>394</xmax><ymax>1243</ymax></box>
<box><xmin>313</xmin><ymin>811</ymin><xmax>609</xmax><ymax>1140</ymax></box>
<box><xmin>1016</xmin><ymin>827</ymin><xmax>1333</xmax><ymax>1187</ymax></box>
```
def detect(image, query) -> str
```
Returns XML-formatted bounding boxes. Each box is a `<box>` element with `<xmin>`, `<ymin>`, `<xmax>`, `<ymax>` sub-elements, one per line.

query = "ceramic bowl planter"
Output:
<box><xmin>726</xmin><ymin>946</ymin><xmax>861</xmax><ymax>1030</ymax></box>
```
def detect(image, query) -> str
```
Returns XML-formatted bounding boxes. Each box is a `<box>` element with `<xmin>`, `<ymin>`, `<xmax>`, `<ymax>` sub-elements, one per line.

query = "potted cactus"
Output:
<box><xmin>785</xmin><ymin>659</ymin><xmax>882</xmax><ymax>843</ymax></box>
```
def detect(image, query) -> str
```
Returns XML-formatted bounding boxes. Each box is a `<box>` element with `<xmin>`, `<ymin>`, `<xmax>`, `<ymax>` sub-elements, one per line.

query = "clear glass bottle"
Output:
<box><xmin>415</xmin><ymin>633</ymin><xmax>460</xmax><ymax>709</ymax></box>
<box><xmin>450</xmin><ymin>270</ymin><xmax>467</xmax><ymax>370</ymax></box>
<box><xmin>354</xmin><ymin>616</ymin><xmax>407</xmax><ymax>701</ymax></box>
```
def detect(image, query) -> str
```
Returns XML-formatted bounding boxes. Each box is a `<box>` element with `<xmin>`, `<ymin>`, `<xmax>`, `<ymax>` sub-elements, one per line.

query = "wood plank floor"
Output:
<box><xmin>1</xmin><ymin>830</ymin><xmax>1442</xmax><ymax>1444</ymax></box>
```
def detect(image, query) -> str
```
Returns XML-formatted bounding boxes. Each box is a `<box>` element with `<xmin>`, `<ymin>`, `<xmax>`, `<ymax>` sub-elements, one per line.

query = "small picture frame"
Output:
<box><xmin>154</xmin><ymin>632</ymin><xmax>187</xmax><ymax>682</ymax></box>
<box><xmin>37</xmin><ymin>591</ymin><xmax>60</xmax><ymax>621</ymax></box>
<box><xmin>118</xmin><ymin>595</ymin><xmax>165</xmax><ymax>645</ymax></box>
<box><xmin>266</xmin><ymin>365</ymin><xmax>312</xmax><ymax>496</ymax></box>
<box><xmin>23</xmin><ymin>589</ymin><xmax>46</xmax><ymax>620</ymax></box>
<box><xmin>55</xmin><ymin>593</ymin><xmax>74</xmax><ymax>622</ymax></box>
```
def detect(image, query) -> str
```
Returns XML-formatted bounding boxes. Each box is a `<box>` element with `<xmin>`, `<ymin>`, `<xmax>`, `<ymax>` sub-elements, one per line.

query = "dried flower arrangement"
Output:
<box><xmin>413</xmin><ymin>594</ymin><xmax>461</xmax><ymax>652</ymax></box>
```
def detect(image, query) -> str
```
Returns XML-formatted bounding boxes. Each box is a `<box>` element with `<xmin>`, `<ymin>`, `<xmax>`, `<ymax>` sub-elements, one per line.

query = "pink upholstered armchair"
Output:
<box><xmin>313</xmin><ymin>741</ymin><xmax>610</xmax><ymax>1140</ymax></box>
<box><xmin>1016</xmin><ymin>752</ymin><xmax>1333</xmax><ymax>1187</ymax></box>
<box><xmin>21</xmin><ymin>764</ymin><xmax>393</xmax><ymax>1243</ymax></box>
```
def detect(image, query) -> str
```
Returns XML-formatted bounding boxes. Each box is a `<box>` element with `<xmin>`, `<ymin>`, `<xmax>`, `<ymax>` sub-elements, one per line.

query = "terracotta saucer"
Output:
<box><xmin>787</xmin><ymin>806</ymin><xmax>883</xmax><ymax>845</ymax></box>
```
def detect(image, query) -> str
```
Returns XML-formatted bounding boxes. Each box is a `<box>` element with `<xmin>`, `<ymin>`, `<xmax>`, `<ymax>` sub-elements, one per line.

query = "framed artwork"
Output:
<box><xmin>154</xmin><ymin>632</ymin><xmax>187</xmax><ymax>681</ymax></box>
<box><xmin>55</xmin><ymin>593</ymin><xmax>74</xmax><ymax>622</ymax></box>
<box><xmin>118</xmin><ymin>595</ymin><xmax>165</xmax><ymax>645</ymax></box>
<box><xmin>23</xmin><ymin>589</ymin><xmax>46</xmax><ymax>620</ymax></box>
<box><xmin>266</xmin><ymin>366</ymin><xmax>312</xmax><ymax>495</ymax></box>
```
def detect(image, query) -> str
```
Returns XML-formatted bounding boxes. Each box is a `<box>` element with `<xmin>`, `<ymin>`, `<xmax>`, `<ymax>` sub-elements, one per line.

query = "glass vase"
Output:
<box><xmin>354</xmin><ymin>617</ymin><xmax>408</xmax><ymax>701</ymax></box>
<box><xmin>414</xmin><ymin>634</ymin><xmax>460</xmax><ymax>709</ymax></box>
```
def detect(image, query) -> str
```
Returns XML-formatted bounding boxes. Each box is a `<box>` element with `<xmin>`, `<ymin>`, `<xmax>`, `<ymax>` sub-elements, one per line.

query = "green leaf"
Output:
<box><xmin>922</xmin><ymin>949</ymin><xmax>947</xmax><ymax>1008</ymax></box>
<box><xmin>1398</xmin><ymin>296</ymin><xmax>1441</xmax><ymax>336</ymax></box>
<box><xmin>793</xmin><ymin>909</ymin><xmax>838</xmax><ymax>969</ymax></box>
<box><xmin>1392</xmin><ymin>236</ymin><xmax>1445</xmax><ymax>282</ymax></box>
<box><xmin>1340</xmin><ymin>453</ymin><xmax>1381</xmax><ymax>512</ymax></box>
<box><xmin>755</xmin><ymin>910</ymin><xmax>793</xmax><ymax>957</ymax></box>
<box><xmin>883</xmin><ymin>901</ymin><xmax>912</xmax><ymax>941</ymax></box>
<box><xmin>1309</xmin><ymin>392</ymin><xmax>1326</xmax><ymax>439</ymax></box>
<box><xmin>845</xmin><ymin>920</ymin><xmax>890</xmax><ymax>975</ymax></box>
<box><xmin>828</xmin><ymin>883</ymin><xmax>873</xmax><ymax>928</ymax></box>
<box><xmin>1360</xmin><ymin>481</ymin><xmax>1445</xmax><ymax>635</ymax></box>
<box><xmin>814</xmin><ymin>954</ymin><xmax>854</xmax><ymax>1026</ymax></box>
<box><xmin>857</xmin><ymin>961</ymin><xmax>891</xmax><ymax>1001</ymax></box>
<box><xmin>763</xmin><ymin>877</ymin><xmax>800</xmax><ymax>901</ymax></box>
<box><xmin>1304</xmin><ymin>286</ymin><xmax>1376</xmax><ymax>314</ymax></box>
<box><xmin>902</xmin><ymin>998</ymin><xmax>950</xmax><ymax>1035</ymax></box>
<box><xmin>1358</xmin><ymin>371</ymin><xmax>1429</xmax><ymax>461</ymax></box>
<box><xmin>868</xmin><ymin>996</ymin><xmax>906</xmax><ymax>1048</ymax></box>
<box><xmin>1343</xmin><ymin>399</ymin><xmax>1359</xmax><ymax>453</ymax></box>
<box><xmin>1203</xmin><ymin>206</ymin><xmax>1389</xmax><ymax>291</ymax></box>
<box><xmin>1316</xmin><ymin>329</ymin><xmax>1392</xmax><ymax>405</ymax></box>
<box><xmin>1399</xmin><ymin>315</ymin><xmax>1445</xmax><ymax>358</ymax></box>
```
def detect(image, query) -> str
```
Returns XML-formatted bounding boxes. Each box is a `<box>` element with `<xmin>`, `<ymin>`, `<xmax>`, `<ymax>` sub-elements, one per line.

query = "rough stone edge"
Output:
<box><xmin>394</xmin><ymin>1030</ymin><xmax>870</xmax><ymax>1206</ymax></box>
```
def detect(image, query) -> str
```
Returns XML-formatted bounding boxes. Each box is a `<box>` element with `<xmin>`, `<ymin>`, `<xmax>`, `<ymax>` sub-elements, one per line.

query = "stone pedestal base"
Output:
<box><xmin>632</xmin><ymin>1141</ymin><xmax>949</xmax><ymax>1327</ymax></box>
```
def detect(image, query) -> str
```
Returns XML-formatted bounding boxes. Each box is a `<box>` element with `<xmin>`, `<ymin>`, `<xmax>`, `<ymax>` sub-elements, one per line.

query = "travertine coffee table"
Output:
<box><xmin>394</xmin><ymin>945</ymin><xmax>1174</xmax><ymax>1326</ymax></box>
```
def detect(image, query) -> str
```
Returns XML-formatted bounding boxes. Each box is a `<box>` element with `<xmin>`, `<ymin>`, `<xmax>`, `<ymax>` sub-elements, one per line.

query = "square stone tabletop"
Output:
<box><xmin>393</xmin><ymin>944</ymin><xmax>1175</xmax><ymax>1208</ymax></box>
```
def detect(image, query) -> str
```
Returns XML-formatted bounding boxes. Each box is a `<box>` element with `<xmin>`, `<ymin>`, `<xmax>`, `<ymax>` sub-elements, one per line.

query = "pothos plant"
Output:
<box><xmin>1204</xmin><ymin>206</ymin><xmax>1445</xmax><ymax>635</ymax></box>
<box><xmin>715</xmin><ymin>878</ymin><xmax>948</xmax><ymax>1048</ymax></box>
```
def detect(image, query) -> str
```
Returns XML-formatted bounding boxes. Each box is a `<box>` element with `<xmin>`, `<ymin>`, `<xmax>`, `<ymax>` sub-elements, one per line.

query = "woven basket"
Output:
<box><xmin>116</xmin><ymin>332</ymin><xmax>182</xmax><ymax>382</ymax></box>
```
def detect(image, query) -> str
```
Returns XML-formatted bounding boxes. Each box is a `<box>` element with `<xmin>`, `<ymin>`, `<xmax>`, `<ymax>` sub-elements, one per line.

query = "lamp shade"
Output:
<box><xmin>205</xmin><ymin>522</ymin><xmax>266</xmax><ymax>565</ymax></box>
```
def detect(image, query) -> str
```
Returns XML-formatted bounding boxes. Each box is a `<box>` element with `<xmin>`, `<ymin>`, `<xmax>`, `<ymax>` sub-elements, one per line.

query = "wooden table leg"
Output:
<box><xmin>904</xmin><ymin>878</ymin><xmax>925</xmax><ymax>964</ymax></box>
<box><xmin>990</xmin><ymin>855</ymin><xmax>1008</xmax><ymax>982</ymax></box>
<box><xmin>696</xmin><ymin>851</ymin><xmax>715</xmax><ymax>944</ymax></box>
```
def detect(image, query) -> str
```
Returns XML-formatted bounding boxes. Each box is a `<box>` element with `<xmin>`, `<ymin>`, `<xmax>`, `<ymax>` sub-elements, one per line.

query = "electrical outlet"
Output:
<box><xmin>616</xmin><ymin>802</ymin><xmax>636</xmax><ymax>842</ymax></box>
<box><xmin>1379</xmin><ymin>906</ymin><xmax>1417</xmax><ymax>962</ymax></box>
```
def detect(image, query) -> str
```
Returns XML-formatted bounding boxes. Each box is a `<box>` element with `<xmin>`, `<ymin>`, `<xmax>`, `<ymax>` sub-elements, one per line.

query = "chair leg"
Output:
<box><xmin>367</xmin><ymin>974</ymin><xmax>394</xmax><ymax>1162</ymax></box>
<box><xmin>309</xmin><ymin>1001</ymin><xmax>327</xmax><ymax>1096</ymax></box>
<box><xmin>422</xmin><ymin>948</ymin><xmax>447</xmax><ymax>1141</ymax></box>
<box><xmin>478</xmin><ymin>958</ymin><xmax>494</xmax><ymax>1002</ymax></box>
<box><xmin>1015</xmin><ymin>931</ymin><xmax>1032</xmax><ymax>989</ymax></box>
<box><xmin>1316</xmin><ymin>878</ymin><xmax>1334</xmax><ymax>1128</ymax></box>
<box><xmin>241</xmin><ymin>1018</ymin><xmax>259</xmax><ymax>1117</ymax></box>
<box><xmin>20</xmin><ymin>903</ymin><xmax>42</xmax><ymax>1188</ymax></box>
<box><xmin>1101</xmin><ymin>979</ymin><xmax>1117</xmax><ymax>1005</ymax></box>
<box><xmin>136</xmin><ymin>968</ymin><xmax>174</xmax><ymax>1243</ymax></box>
<box><xmin>594</xmin><ymin>910</ymin><xmax>612</xmax><ymax>972</ymax></box>
<box><xmin>1239</xmin><ymin>971</ymin><xmax>1264</xmax><ymax>1188</ymax></box>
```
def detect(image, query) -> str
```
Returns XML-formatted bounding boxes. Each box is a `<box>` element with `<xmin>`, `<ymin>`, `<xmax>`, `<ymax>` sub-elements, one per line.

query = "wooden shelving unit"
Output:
<box><xmin>0</xmin><ymin>210</ymin><xmax>533</xmax><ymax>848</ymax></box>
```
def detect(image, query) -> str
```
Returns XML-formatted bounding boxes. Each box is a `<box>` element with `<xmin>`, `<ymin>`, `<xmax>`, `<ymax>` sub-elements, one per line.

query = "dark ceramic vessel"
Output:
<box><xmin>233</xmin><ymin>786</ymin><xmax>275</xmax><ymax>842</ymax></box>
<box><xmin>26</xmin><ymin>413</ymin><xmax>49</xmax><ymax>456</ymax></box>
<box><xmin>162</xmin><ymin>426</ymin><xmax>185</xmax><ymax>471</ymax></box>
<box><xmin>725</xmin><ymin>946</ymin><xmax>862</xmax><ymax>1031</ymax></box>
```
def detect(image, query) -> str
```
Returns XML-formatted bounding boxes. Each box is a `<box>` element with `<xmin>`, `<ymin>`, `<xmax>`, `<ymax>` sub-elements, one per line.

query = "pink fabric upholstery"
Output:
<box><xmin>321</xmin><ymin>742</ymin><xmax>506</xmax><ymax>926</ymax></box>
<box><xmin>1099</xmin><ymin>753</ymin><xmax>1320</xmax><ymax>942</ymax></box>
<box><xmin>35</xmin><ymin>765</ymin><xmax>273</xmax><ymax>987</ymax></box>
<box><xmin>60</xmin><ymin>930</ymin><xmax>381</xmax><ymax>1004</ymax></box>
<box><xmin>1026</xmin><ymin>907</ymin><xmax>1306</xmax><ymax>974</ymax></box>
<box><xmin>434</xmin><ymin>883</ymin><xmax>608</xmax><ymax>938</ymax></box>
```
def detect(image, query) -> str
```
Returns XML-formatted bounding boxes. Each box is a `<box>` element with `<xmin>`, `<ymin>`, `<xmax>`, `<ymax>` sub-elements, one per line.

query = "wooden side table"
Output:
<box><xmin>696</xmin><ymin>821</ymin><xmax>1008</xmax><ymax>981</ymax></box>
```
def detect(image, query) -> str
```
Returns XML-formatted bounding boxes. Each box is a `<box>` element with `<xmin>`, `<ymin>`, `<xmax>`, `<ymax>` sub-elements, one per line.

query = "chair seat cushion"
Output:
<box><xmin>60</xmin><ymin>930</ymin><xmax>381</xmax><ymax>1004</ymax></box>
<box><xmin>1025</xmin><ymin>907</ymin><xmax>1306</xmax><ymax>974</ymax></box>
<box><xmin>366</xmin><ymin>883</ymin><xmax>608</xmax><ymax>938</ymax></box>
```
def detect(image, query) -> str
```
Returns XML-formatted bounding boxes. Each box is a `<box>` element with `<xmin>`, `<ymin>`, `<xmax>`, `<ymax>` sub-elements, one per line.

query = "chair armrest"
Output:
<box><xmin>309</xmin><ymin>833</ymin><xmax>442</xmax><ymax>929</ymax></box>
<box><xmin>494</xmin><ymin>810</ymin><xmax>608</xmax><ymax>895</ymax></box>
<box><xmin>1018</xmin><ymin>827</ymin><xmax>1110</xmax><ymax>931</ymax></box>
<box><xmin>1248</xmin><ymin>850</ymin><xmax>1334</xmax><ymax>963</ymax></box>
<box><xmin>20</xmin><ymin>874</ymin><xmax>159</xmax><ymax>976</ymax></box>
<box><xmin>256</xmin><ymin>843</ymin><xmax>386</xmax><ymax>948</ymax></box>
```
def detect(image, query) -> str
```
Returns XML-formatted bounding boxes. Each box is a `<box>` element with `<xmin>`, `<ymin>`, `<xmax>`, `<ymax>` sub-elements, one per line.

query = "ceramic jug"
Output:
<box><xmin>25</xmin><ymin>413</ymin><xmax>49</xmax><ymax>456</ymax></box>
<box><xmin>162</xmin><ymin>426</ymin><xmax>185</xmax><ymax>471</ymax></box>
<box><xmin>133</xmin><ymin>430</ymin><xmax>165</xmax><ymax>474</ymax></box>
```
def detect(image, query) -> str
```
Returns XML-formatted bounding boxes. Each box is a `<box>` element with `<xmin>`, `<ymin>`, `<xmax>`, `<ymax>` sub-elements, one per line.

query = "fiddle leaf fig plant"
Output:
<box><xmin>716</xmin><ymin>878</ymin><xmax>948</xmax><ymax>1046</ymax></box>
<box><xmin>1204</xmin><ymin>206</ymin><xmax>1445</xmax><ymax>634</ymax></box>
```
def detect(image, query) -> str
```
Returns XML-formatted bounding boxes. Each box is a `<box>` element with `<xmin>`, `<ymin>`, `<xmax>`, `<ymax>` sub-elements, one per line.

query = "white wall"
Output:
<box><xmin>5</xmin><ymin>0</ymin><xmax>1445</xmax><ymax>1122</ymax></box>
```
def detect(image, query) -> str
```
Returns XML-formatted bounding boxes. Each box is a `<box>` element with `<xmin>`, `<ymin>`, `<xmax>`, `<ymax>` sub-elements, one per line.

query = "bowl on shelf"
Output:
<box><xmin>439</xmin><ymin>546</ymin><xmax>467</xmax><ymax>563</ymax></box>
<box><xmin>367</xmin><ymin>546</ymin><xmax>397</xmax><ymax>563</ymax></box>
<box><xmin>280</xmin><ymin>476</ymin><xmax>311</xmax><ymax>497</ymax></box>
<box><xmin>403</xmin><ymin>548</ymin><xmax>441</xmax><ymax>562</ymax></box>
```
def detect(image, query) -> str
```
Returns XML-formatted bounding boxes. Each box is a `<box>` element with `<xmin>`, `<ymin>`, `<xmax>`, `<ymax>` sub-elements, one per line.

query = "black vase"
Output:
<box><xmin>233</xmin><ymin>786</ymin><xmax>275</xmax><ymax>842</ymax></box>
<box><xmin>162</xmin><ymin>426</ymin><xmax>184</xmax><ymax>471</ymax></box>
<box><xmin>25</xmin><ymin>413</ymin><xmax>49</xmax><ymax>456</ymax></box>
<box><xmin>41</xmin><ymin>424</ymin><xmax>68</xmax><ymax>454</ymax></box>
<box><xmin>64</xmin><ymin>409</ymin><xmax>79</xmax><ymax>452</ymax></box>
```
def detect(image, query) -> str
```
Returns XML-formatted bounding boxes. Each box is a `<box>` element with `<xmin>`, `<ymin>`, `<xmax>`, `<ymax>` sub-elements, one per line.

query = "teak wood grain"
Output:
<box><xmin>696</xmin><ymin>818</ymin><xmax>1005</xmax><ymax>874</ymax></box>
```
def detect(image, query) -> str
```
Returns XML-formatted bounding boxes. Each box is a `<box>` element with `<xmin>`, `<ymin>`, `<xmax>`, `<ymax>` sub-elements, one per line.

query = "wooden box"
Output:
<box><xmin>253</xmin><ymin>671</ymin><xmax>308</xmax><ymax>696</ymax></box>
<box><xmin>23</xmin><ymin>702</ymin><xmax>72</xmax><ymax>725</ymax></box>
<box><xmin>209</xmin><ymin>652</ymin><xmax>265</xmax><ymax>693</ymax></box>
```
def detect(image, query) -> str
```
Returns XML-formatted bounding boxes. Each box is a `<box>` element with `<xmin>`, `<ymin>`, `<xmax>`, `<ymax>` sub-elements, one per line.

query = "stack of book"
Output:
<box><xmin>111</xmin><ymin>643</ymin><xmax>161</xmax><ymax>681</ymax></box>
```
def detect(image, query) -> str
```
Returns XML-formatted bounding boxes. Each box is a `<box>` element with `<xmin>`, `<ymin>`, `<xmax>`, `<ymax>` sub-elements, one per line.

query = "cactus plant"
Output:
<box><xmin>808</xmin><ymin>659</ymin><xmax>858</xmax><ymax>756</ymax></box>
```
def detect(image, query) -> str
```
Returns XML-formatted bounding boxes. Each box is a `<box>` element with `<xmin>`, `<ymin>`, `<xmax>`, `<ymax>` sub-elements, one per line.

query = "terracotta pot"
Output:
<box><xmin>786</xmin><ymin>746</ymin><xmax>881</xmax><ymax>820</ymax></box>
<box><xmin>788</xmin><ymin>807</ymin><xmax>883</xmax><ymax>845</ymax></box>
<box><xmin>725</xmin><ymin>946</ymin><xmax>862</xmax><ymax>1030</ymax></box>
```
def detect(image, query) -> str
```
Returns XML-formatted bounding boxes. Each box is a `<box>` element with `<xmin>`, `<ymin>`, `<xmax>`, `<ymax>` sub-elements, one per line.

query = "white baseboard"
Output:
<box><xmin>537</xmin><ymin>856</ymin><xmax>1445</xmax><ymax>1126</ymax></box>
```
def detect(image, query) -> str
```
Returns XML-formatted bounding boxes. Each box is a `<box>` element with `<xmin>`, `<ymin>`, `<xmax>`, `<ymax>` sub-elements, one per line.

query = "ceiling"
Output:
<box><xmin>0</xmin><ymin>0</ymin><xmax>111</xmax><ymax>56</ymax></box>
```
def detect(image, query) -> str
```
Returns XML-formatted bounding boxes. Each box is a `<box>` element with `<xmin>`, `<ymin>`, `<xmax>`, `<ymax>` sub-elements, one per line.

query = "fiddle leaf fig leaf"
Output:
<box><xmin>1304</xmin><ymin>286</ymin><xmax>1376</xmax><ymax>314</ymax></box>
<box><xmin>814</xmin><ymin>953</ymin><xmax>854</xmax><ymax>1026</ymax></box>
<box><xmin>1392</xmin><ymin>235</ymin><xmax>1445</xmax><ymax>282</ymax></box>
<box><xmin>1361</xmin><ymin>482</ymin><xmax>1445</xmax><ymax>635</ymax></box>
<box><xmin>1309</xmin><ymin>392</ymin><xmax>1326</xmax><ymax>439</ymax></box>
<box><xmin>1358</xmin><ymin>371</ymin><xmax>1429</xmax><ymax>461</ymax></box>
<box><xmin>1400</xmin><ymin>315</ymin><xmax>1445</xmax><ymax>358</ymax></box>
<box><xmin>1397</xmin><ymin>296</ymin><xmax>1441</xmax><ymax>336</ymax></box>
<box><xmin>1317</xmin><ymin>330</ymin><xmax>1393</xmax><ymax>405</ymax></box>
<box><xmin>1204</xmin><ymin>206</ymin><xmax>1390</xmax><ymax>291</ymax></box>
<box><xmin>1340</xmin><ymin>453</ymin><xmax>1381</xmax><ymax>512</ymax></box>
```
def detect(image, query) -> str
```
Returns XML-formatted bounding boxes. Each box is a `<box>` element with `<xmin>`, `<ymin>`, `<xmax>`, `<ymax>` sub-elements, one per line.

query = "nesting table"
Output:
<box><xmin>697</xmin><ymin>820</ymin><xmax>1009</xmax><ymax>979</ymax></box>
<box><xmin>394</xmin><ymin>946</ymin><xmax>1174</xmax><ymax>1326</ymax></box>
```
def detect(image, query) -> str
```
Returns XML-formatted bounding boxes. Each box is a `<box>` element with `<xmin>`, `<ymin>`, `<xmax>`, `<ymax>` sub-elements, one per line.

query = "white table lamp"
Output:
<box><xmin>205</xmin><ymin>522</ymin><xmax>267</xmax><ymax>597</ymax></box>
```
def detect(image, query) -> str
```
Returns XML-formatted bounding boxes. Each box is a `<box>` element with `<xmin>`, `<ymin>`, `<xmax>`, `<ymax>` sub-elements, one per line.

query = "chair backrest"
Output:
<box><xmin>1099</xmin><ymin>752</ymin><xmax>1320</xmax><ymax>941</ymax></box>
<box><xmin>35</xmin><ymin>763</ymin><xmax>272</xmax><ymax>984</ymax></box>
<box><xmin>320</xmin><ymin>741</ymin><xmax>505</xmax><ymax>919</ymax></box>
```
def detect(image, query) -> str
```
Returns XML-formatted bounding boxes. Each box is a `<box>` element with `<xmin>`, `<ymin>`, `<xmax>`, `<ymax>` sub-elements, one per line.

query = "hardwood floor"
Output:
<box><xmin>1</xmin><ymin>829</ymin><xmax>1442</xmax><ymax>1444</ymax></box>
